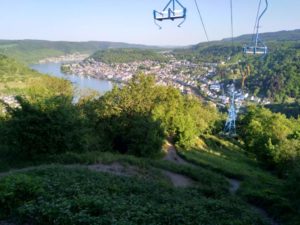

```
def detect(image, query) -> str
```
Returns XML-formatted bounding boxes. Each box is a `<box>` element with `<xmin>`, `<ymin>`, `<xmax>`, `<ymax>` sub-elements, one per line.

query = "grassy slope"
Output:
<box><xmin>0</xmin><ymin>166</ymin><xmax>269</xmax><ymax>225</ymax></box>
<box><xmin>0</xmin><ymin>137</ymin><xmax>292</xmax><ymax>225</ymax></box>
<box><xmin>178</xmin><ymin>135</ymin><xmax>297</xmax><ymax>225</ymax></box>
<box><xmin>0</xmin><ymin>55</ymin><xmax>41</xmax><ymax>94</ymax></box>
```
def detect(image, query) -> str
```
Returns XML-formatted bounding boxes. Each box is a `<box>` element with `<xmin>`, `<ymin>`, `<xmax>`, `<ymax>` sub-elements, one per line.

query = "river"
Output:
<box><xmin>30</xmin><ymin>63</ymin><xmax>113</xmax><ymax>94</ymax></box>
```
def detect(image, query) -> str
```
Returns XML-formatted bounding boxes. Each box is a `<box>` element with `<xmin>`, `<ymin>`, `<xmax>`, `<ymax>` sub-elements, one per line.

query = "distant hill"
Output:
<box><xmin>90</xmin><ymin>48</ymin><xmax>169</xmax><ymax>64</ymax></box>
<box><xmin>223</xmin><ymin>29</ymin><xmax>300</xmax><ymax>43</ymax></box>
<box><xmin>173</xmin><ymin>29</ymin><xmax>300</xmax><ymax>63</ymax></box>
<box><xmin>172</xmin><ymin>29</ymin><xmax>300</xmax><ymax>103</ymax></box>
<box><xmin>0</xmin><ymin>40</ymin><xmax>161</xmax><ymax>64</ymax></box>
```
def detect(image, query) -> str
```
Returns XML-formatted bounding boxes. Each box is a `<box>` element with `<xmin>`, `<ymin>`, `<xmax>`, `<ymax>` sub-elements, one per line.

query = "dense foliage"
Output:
<box><xmin>1</xmin><ymin>96</ymin><xmax>85</xmax><ymax>159</ymax></box>
<box><xmin>266</xmin><ymin>102</ymin><xmax>300</xmax><ymax>118</ymax></box>
<box><xmin>173</xmin><ymin>30</ymin><xmax>300</xmax><ymax>103</ymax></box>
<box><xmin>245</xmin><ymin>42</ymin><xmax>300</xmax><ymax>102</ymax></box>
<box><xmin>239</xmin><ymin>106</ymin><xmax>300</xmax><ymax>170</ymax></box>
<box><xmin>0</xmin><ymin>73</ymin><xmax>220</xmax><ymax>159</ymax></box>
<box><xmin>239</xmin><ymin>106</ymin><xmax>300</xmax><ymax>223</ymax></box>
<box><xmin>0</xmin><ymin>167</ymin><xmax>268</xmax><ymax>225</ymax></box>
<box><xmin>87</xmin><ymin>74</ymin><xmax>220</xmax><ymax>153</ymax></box>
<box><xmin>90</xmin><ymin>49</ymin><xmax>168</xmax><ymax>64</ymax></box>
<box><xmin>174</xmin><ymin>43</ymin><xmax>242</xmax><ymax>63</ymax></box>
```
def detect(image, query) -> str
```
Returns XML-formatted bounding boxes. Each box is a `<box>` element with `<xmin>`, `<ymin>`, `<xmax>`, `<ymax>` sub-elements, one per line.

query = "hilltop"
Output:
<box><xmin>0</xmin><ymin>40</ymin><xmax>162</xmax><ymax>64</ymax></box>
<box><xmin>90</xmin><ymin>48</ymin><xmax>169</xmax><ymax>64</ymax></box>
<box><xmin>223</xmin><ymin>29</ymin><xmax>300</xmax><ymax>43</ymax></box>
<box><xmin>1</xmin><ymin>29</ymin><xmax>299</xmax><ymax>64</ymax></box>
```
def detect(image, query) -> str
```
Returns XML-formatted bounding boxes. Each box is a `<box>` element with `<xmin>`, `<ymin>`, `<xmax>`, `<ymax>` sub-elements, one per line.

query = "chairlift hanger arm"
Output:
<box><xmin>255</xmin><ymin>0</ymin><xmax>268</xmax><ymax>44</ymax></box>
<box><xmin>257</xmin><ymin>0</ymin><xmax>269</xmax><ymax>27</ymax></box>
<box><xmin>163</xmin><ymin>0</ymin><xmax>185</xmax><ymax>11</ymax></box>
<box><xmin>244</xmin><ymin>0</ymin><xmax>269</xmax><ymax>55</ymax></box>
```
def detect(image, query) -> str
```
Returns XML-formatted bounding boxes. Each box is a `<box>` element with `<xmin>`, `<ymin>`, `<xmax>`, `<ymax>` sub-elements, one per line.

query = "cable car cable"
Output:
<box><xmin>252</xmin><ymin>0</ymin><xmax>262</xmax><ymax>42</ymax></box>
<box><xmin>230</xmin><ymin>0</ymin><xmax>234</xmax><ymax>45</ymax></box>
<box><xmin>194</xmin><ymin>0</ymin><xmax>209</xmax><ymax>42</ymax></box>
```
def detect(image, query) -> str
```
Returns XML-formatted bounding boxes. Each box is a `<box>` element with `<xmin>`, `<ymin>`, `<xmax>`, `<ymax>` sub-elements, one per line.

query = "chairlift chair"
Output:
<box><xmin>244</xmin><ymin>0</ymin><xmax>269</xmax><ymax>55</ymax></box>
<box><xmin>153</xmin><ymin>0</ymin><xmax>187</xmax><ymax>29</ymax></box>
<box><xmin>243</xmin><ymin>44</ymin><xmax>268</xmax><ymax>55</ymax></box>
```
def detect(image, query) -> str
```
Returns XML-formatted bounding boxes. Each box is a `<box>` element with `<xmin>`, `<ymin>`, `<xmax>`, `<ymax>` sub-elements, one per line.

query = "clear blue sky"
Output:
<box><xmin>0</xmin><ymin>0</ymin><xmax>299</xmax><ymax>46</ymax></box>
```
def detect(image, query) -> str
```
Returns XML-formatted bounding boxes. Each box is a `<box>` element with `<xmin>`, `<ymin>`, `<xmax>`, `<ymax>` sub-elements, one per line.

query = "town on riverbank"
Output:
<box><xmin>60</xmin><ymin>54</ymin><xmax>271</xmax><ymax>108</ymax></box>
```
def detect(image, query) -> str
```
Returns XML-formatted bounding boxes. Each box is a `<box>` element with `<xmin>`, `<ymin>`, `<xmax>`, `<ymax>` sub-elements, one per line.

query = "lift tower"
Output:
<box><xmin>224</xmin><ymin>85</ymin><xmax>237</xmax><ymax>136</ymax></box>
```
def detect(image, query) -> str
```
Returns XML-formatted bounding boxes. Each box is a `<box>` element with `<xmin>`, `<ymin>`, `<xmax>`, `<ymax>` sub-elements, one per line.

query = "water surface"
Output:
<box><xmin>30</xmin><ymin>63</ymin><xmax>113</xmax><ymax>95</ymax></box>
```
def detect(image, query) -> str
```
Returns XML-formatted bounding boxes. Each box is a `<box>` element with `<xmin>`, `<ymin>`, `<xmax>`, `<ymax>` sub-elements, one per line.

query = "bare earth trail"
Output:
<box><xmin>163</xmin><ymin>141</ymin><xmax>239</xmax><ymax>191</ymax></box>
<box><xmin>163</xmin><ymin>141</ymin><xmax>279</xmax><ymax>225</ymax></box>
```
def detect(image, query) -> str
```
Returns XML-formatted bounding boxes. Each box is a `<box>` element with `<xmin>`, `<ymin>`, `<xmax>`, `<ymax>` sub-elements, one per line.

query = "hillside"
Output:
<box><xmin>0</xmin><ymin>73</ymin><xmax>299</xmax><ymax>225</ymax></box>
<box><xmin>90</xmin><ymin>48</ymin><xmax>169</xmax><ymax>64</ymax></box>
<box><xmin>174</xmin><ymin>29</ymin><xmax>300</xmax><ymax>62</ymax></box>
<box><xmin>0</xmin><ymin>54</ymin><xmax>41</xmax><ymax>95</ymax></box>
<box><xmin>0</xmin><ymin>40</ymin><xmax>161</xmax><ymax>64</ymax></box>
<box><xmin>223</xmin><ymin>29</ymin><xmax>300</xmax><ymax>43</ymax></box>
<box><xmin>173</xmin><ymin>29</ymin><xmax>300</xmax><ymax>103</ymax></box>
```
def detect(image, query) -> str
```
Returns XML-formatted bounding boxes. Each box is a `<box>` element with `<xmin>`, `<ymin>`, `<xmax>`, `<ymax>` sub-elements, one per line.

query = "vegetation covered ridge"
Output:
<box><xmin>0</xmin><ymin>50</ymin><xmax>299</xmax><ymax>225</ymax></box>
<box><xmin>0</xmin><ymin>40</ymin><xmax>162</xmax><ymax>64</ymax></box>
<box><xmin>90</xmin><ymin>48</ymin><xmax>169</xmax><ymax>64</ymax></box>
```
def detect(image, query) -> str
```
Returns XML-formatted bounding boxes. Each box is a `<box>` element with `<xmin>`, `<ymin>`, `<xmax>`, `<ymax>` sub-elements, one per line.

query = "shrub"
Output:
<box><xmin>2</xmin><ymin>96</ymin><xmax>86</xmax><ymax>159</ymax></box>
<box><xmin>0</xmin><ymin>174</ymin><xmax>44</xmax><ymax>219</ymax></box>
<box><xmin>240</xmin><ymin>106</ymin><xmax>300</xmax><ymax>169</ymax></box>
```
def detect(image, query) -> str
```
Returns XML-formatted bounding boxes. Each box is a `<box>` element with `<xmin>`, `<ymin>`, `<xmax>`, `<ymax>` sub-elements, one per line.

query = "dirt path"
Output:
<box><xmin>0</xmin><ymin>163</ymin><xmax>142</xmax><ymax>180</ymax></box>
<box><xmin>0</xmin><ymin>147</ymin><xmax>280</xmax><ymax>224</ymax></box>
<box><xmin>228</xmin><ymin>178</ymin><xmax>241</xmax><ymax>194</ymax></box>
<box><xmin>0</xmin><ymin>162</ymin><xmax>194</xmax><ymax>188</ymax></box>
<box><xmin>87</xmin><ymin>162</ymin><xmax>140</xmax><ymax>177</ymax></box>
<box><xmin>161</xmin><ymin>170</ymin><xmax>194</xmax><ymax>187</ymax></box>
<box><xmin>163</xmin><ymin>142</ymin><xmax>280</xmax><ymax>224</ymax></box>
<box><xmin>164</xmin><ymin>141</ymin><xmax>243</xmax><ymax>193</ymax></box>
<box><xmin>163</xmin><ymin>142</ymin><xmax>193</xmax><ymax>166</ymax></box>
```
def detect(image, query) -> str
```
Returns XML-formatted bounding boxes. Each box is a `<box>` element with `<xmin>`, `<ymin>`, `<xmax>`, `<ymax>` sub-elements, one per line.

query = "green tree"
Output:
<box><xmin>2</xmin><ymin>96</ymin><xmax>86</xmax><ymax>159</ymax></box>
<box><xmin>240</xmin><ymin>106</ymin><xmax>300</xmax><ymax>169</ymax></box>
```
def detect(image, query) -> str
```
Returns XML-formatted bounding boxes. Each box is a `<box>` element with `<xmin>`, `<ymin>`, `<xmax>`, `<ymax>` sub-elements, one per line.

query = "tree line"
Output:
<box><xmin>0</xmin><ymin>73</ymin><xmax>220</xmax><ymax>160</ymax></box>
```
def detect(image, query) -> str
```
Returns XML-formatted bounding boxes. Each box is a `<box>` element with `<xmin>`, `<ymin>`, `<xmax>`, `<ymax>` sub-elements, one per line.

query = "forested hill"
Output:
<box><xmin>0</xmin><ymin>40</ymin><xmax>161</xmax><ymax>64</ymax></box>
<box><xmin>180</xmin><ymin>29</ymin><xmax>300</xmax><ymax>56</ymax></box>
<box><xmin>223</xmin><ymin>29</ymin><xmax>300</xmax><ymax>42</ymax></box>
<box><xmin>90</xmin><ymin>48</ymin><xmax>169</xmax><ymax>64</ymax></box>
<box><xmin>0</xmin><ymin>54</ymin><xmax>39</xmax><ymax>81</ymax></box>
<box><xmin>173</xmin><ymin>29</ymin><xmax>300</xmax><ymax>103</ymax></box>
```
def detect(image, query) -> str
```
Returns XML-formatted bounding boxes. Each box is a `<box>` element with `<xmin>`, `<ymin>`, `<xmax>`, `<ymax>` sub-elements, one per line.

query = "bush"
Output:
<box><xmin>0</xmin><ymin>174</ymin><xmax>44</xmax><ymax>219</ymax></box>
<box><xmin>92</xmin><ymin>74</ymin><xmax>221</xmax><ymax>155</ymax></box>
<box><xmin>240</xmin><ymin>106</ymin><xmax>300</xmax><ymax>169</ymax></box>
<box><xmin>97</xmin><ymin>113</ymin><xmax>165</xmax><ymax>157</ymax></box>
<box><xmin>286</xmin><ymin>163</ymin><xmax>300</xmax><ymax>212</ymax></box>
<box><xmin>2</xmin><ymin>96</ymin><xmax>86</xmax><ymax>159</ymax></box>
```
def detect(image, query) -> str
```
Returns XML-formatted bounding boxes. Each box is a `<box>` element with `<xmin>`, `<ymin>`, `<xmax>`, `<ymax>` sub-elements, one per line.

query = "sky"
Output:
<box><xmin>0</xmin><ymin>0</ymin><xmax>299</xmax><ymax>46</ymax></box>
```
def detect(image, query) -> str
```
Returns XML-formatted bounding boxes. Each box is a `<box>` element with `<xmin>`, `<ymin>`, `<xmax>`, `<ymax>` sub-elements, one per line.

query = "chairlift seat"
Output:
<box><xmin>154</xmin><ymin>8</ymin><xmax>186</xmax><ymax>21</ymax></box>
<box><xmin>153</xmin><ymin>0</ymin><xmax>187</xmax><ymax>28</ymax></box>
<box><xmin>243</xmin><ymin>46</ymin><xmax>268</xmax><ymax>55</ymax></box>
